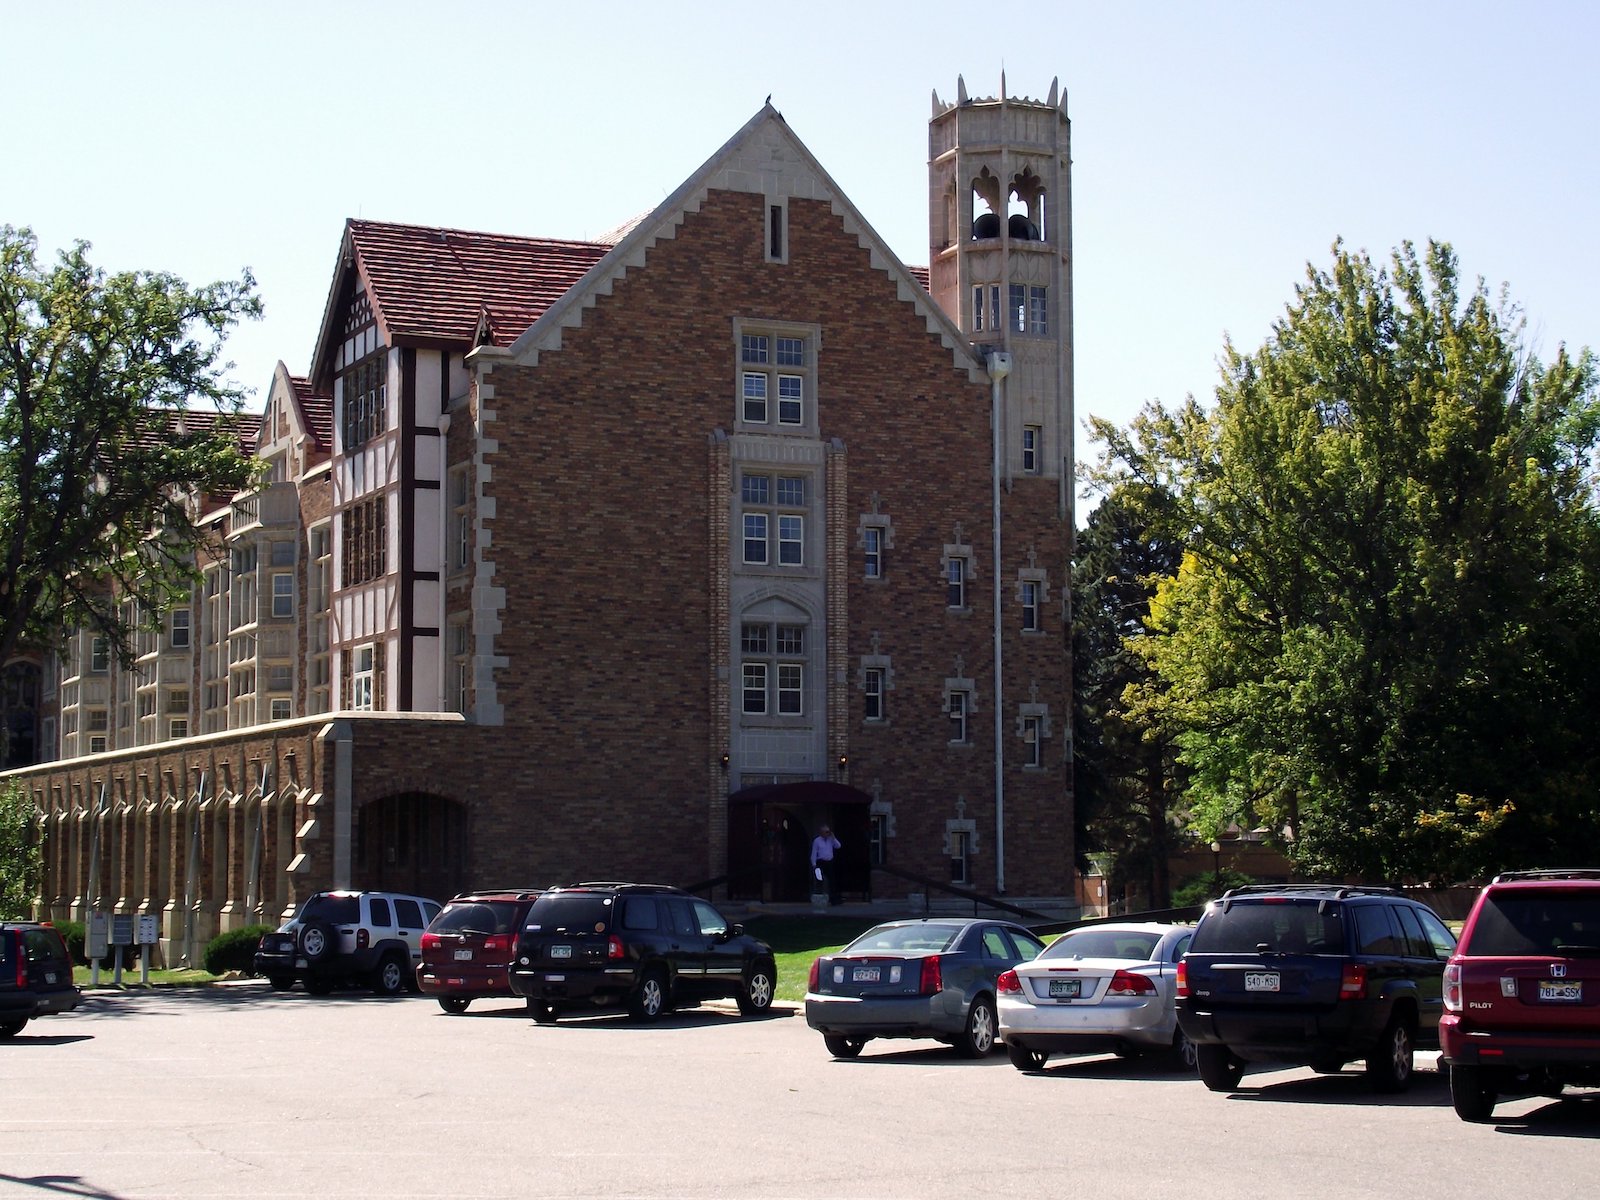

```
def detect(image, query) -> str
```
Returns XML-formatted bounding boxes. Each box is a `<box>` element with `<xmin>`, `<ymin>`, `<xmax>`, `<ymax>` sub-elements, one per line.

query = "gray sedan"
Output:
<box><xmin>804</xmin><ymin>918</ymin><xmax>1046</xmax><ymax>1058</ymax></box>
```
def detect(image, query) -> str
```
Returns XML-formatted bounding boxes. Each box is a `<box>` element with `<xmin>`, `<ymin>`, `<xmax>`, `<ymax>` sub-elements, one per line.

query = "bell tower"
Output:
<box><xmin>930</xmin><ymin>74</ymin><xmax>1073</xmax><ymax>515</ymax></box>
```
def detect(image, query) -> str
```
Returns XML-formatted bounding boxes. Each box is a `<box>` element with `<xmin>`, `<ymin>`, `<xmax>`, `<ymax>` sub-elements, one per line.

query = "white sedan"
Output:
<box><xmin>997</xmin><ymin>921</ymin><xmax>1194</xmax><ymax>1072</ymax></box>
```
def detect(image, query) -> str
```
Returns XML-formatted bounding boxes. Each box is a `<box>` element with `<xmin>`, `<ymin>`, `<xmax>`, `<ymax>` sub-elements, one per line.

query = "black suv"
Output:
<box><xmin>508</xmin><ymin>883</ymin><xmax>776</xmax><ymax>1023</ymax></box>
<box><xmin>1</xmin><ymin>922</ymin><xmax>82</xmax><ymax>1037</ymax></box>
<box><xmin>1176</xmin><ymin>885</ymin><xmax>1457</xmax><ymax>1092</ymax></box>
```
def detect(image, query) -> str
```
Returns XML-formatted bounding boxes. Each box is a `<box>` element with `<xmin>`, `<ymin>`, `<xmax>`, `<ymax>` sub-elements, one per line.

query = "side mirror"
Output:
<box><xmin>731</xmin><ymin>922</ymin><xmax>745</xmax><ymax>937</ymax></box>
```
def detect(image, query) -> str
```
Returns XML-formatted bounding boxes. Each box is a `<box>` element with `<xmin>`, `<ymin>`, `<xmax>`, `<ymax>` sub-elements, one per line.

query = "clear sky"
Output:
<box><xmin>8</xmin><ymin>1</ymin><xmax>1596</xmax><ymax>510</ymax></box>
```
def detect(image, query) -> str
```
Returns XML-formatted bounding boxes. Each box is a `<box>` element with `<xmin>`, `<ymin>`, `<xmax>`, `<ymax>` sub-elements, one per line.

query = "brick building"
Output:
<box><xmin>2</xmin><ymin>79</ymin><xmax>1077</xmax><ymax>959</ymax></box>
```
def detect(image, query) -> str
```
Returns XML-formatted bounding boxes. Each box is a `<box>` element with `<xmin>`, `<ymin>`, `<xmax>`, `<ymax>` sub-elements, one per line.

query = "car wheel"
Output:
<box><xmin>304</xmin><ymin>977</ymin><xmax>336</xmax><ymax>996</ymax></box>
<box><xmin>439</xmin><ymin>997</ymin><xmax>470</xmax><ymax>1014</ymax></box>
<box><xmin>0</xmin><ymin>1019</ymin><xmax>27</xmax><ymax>1038</ymax></box>
<box><xmin>1365</xmin><ymin>1018</ymin><xmax>1414</xmax><ymax>1093</ymax></box>
<box><xmin>530</xmin><ymin>1001</ymin><xmax>560</xmax><ymax>1024</ymax></box>
<box><xmin>737</xmin><ymin>962</ymin><xmax>776</xmax><ymax>1016</ymax></box>
<box><xmin>266</xmin><ymin>975</ymin><xmax>295</xmax><ymax>992</ymax></box>
<box><xmin>372</xmin><ymin>953</ymin><xmax>408</xmax><ymax>997</ymax></box>
<box><xmin>1172</xmin><ymin>1027</ymin><xmax>1198</xmax><ymax>1072</ymax></box>
<box><xmin>628</xmin><ymin>968</ymin><xmax>668</xmax><ymax>1021</ymax></box>
<box><xmin>297</xmin><ymin>919</ymin><xmax>336</xmax><ymax>963</ymax></box>
<box><xmin>824</xmin><ymin>1034</ymin><xmax>866</xmax><ymax>1059</ymax></box>
<box><xmin>956</xmin><ymin>994</ymin><xmax>997</xmax><ymax>1058</ymax></box>
<box><xmin>1196</xmin><ymin>1043</ymin><xmax>1244</xmax><ymax>1092</ymax></box>
<box><xmin>1008</xmin><ymin>1042</ymin><xmax>1049</xmax><ymax>1072</ymax></box>
<box><xmin>1449</xmin><ymin>1063</ymin><xmax>1498</xmax><ymax>1122</ymax></box>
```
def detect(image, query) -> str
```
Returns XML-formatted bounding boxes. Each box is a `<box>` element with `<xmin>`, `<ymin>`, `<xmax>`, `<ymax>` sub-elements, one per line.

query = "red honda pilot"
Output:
<box><xmin>1440</xmin><ymin>869</ymin><xmax>1600</xmax><ymax>1121</ymax></box>
<box><xmin>418</xmin><ymin>890</ymin><xmax>542</xmax><ymax>1013</ymax></box>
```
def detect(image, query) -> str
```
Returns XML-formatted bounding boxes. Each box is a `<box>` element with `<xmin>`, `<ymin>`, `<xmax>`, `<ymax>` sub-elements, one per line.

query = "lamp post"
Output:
<box><xmin>1210</xmin><ymin>840</ymin><xmax>1223</xmax><ymax>892</ymax></box>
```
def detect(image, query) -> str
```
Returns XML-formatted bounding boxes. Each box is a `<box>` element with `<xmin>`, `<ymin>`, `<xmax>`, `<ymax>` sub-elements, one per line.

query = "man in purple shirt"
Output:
<box><xmin>810</xmin><ymin>824</ymin><xmax>841</xmax><ymax>905</ymax></box>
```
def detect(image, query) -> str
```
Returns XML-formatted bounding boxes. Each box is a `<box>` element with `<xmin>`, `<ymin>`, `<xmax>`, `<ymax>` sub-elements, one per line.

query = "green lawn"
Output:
<box><xmin>742</xmin><ymin>915</ymin><xmax>879</xmax><ymax>1003</ymax></box>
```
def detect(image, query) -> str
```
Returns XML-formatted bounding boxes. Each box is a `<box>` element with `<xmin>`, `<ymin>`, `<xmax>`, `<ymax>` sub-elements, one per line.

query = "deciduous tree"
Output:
<box><xmin>1090</xmin><ymin>241</ymin><xmax>1600</xmax><ymax>881</ymax></box>
<box><xmin>0</xmin><ymin>226</ymin><xmax>262</xmax><ymax>673</ymax></box>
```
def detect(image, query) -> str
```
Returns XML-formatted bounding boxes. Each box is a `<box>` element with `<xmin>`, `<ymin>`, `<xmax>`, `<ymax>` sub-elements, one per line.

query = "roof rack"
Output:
<box><xmin>1219</xmin><ymin>883</ymin><xmax>1405</xmax><ymax>901</ymax></box>
<box><xmin>1490</xmin><ymin>869</ymin><xmax>1600</xmax><ymax>884</ymax></box>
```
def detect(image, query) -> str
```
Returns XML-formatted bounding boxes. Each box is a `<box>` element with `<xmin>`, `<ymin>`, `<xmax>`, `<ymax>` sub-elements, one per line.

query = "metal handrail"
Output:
<box><xmin>868</xmin><ymin>864</ymin><xmax>1053</xmax><ymax>923</ymax></box>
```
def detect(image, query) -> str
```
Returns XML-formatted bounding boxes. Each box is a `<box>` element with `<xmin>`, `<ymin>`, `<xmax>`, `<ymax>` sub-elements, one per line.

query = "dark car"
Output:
<box><xmin>418</xmin><ymin>889</ymin><xmax>542</xmax><ymax>1013</ymax></box>
<box><xmin>1440</xmin><ymin>869</ymin><xmax>1600</xmax><ymax>1121</ymax></box>
<box><xmin>1</xmin><ymin>922</ymin><xmax>82</xmax><ymax>1037</ymax></box>
<box><xmin>508</xmin><ymin>883</ymin><xmax>777</xmax><ymax>1023</ymax></box>
<box><xmin>804</xmin><ymin>917</ymin><xmax>1046</xmax><ymax>1059</ymax></box>
<box><xmin>1176</xmin><ymin>884</ymin><xmax>1456</xmax><ymax>1092</ymax></box>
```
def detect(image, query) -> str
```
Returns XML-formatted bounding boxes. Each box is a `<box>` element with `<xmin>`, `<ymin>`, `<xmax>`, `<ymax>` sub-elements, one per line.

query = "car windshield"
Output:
<box><xmin>846</xmin><ymin>923</ymin><xmax>962</xmax><ymax>954</ymax></box>
<box><xmin>432</xmin><ymin>900</ymin><xmax>525</xmax><ymax>936</ymax></box>
<box><xmin>1466</xmin><ymin>893</ymin><xmax>1600</xmax><ymax>956</ymax></box>
<box><xmin>1190</xmin><ymin>900</ymin><xmax>1346</xmax><ymax>955</ymax></box>
<box><xmin>300</xmin><ymin>894</ymin><xmax>361</xmax><ymax>924</ymax></box>
<box><xmin>525</xmin><ymin>893</ymin><xmax>613</xmax><ymax>933</ymax></box>
<box><xmin>1040</xmin><ymin>929</ymin><xmax>1160</xmax><ymax>962</ymax></box>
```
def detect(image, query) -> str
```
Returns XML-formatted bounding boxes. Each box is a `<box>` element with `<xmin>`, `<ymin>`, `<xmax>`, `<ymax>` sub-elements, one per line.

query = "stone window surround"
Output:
<box><xmin>857</xmin><ymin>642</ymin><xmax>894</xmax><ymax>724</ymax></box>
<box><xmin>1016</xmin><ymin>565</ymin><xmax>1049</xmax><ymax>634</ymax></box>
<box><xmin>732</xmin><ymin>317</ymin><xmax>820</xmax><ymax>439</ymax></box>
<box><xmin>941</xmin><ymin>537</ymin><xmax>976</xmax><ymax>613</ymax></box>
<box><xmin>856</xmin><ymin>507</ymin><xmax>895</xmax><ymax>582</ymax></box>
<box><xmin>1014</xmin><ymin>699</ymin><xmax>1053</xmax><ymax>770</ymax></box>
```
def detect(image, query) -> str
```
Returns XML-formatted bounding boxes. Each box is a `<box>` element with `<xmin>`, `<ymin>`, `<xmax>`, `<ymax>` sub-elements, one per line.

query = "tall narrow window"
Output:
<box><xmin>767</xmin><ymin>203</ymin><xmax>785</xmax><ymax>261</ymax></box>
<box><xmin>352</xmin><ymin>644</ymin><xmax>375</xmax><ymax>711</ymax></box>
<box><xmin>341</xmin><ymin>352</ymin><xmax>387</xmax><ymax>450</ymax></box>
<box><xmin>1029</xmin><ymin>287</ymin><xmax>1048</xmax><ymax>335</ymax></box>
<box><xmin>950</xmin><ymin>829</ymin><xmax>971</xmax><ymax>885</ymax></box>
<box><xmin>1010</xmin><ymin>283</ymin><xmax>1027</xmax><ymax>333</ymax></box>
<box><xmin>947</xmin><ymin>558</ymin><xmax>967</xmax><ymax>609</ymax></box>
<box><xmin>863</xmin><ymin>527</ymin><xmax>882</xmax><ymax>579</ymax></box>
<box><xmin>864</xmin><ymin>667</ymin><xmax>885</xmax><ymax>721</ymax></box>
<box><xmin>90</xmin><ymin>637</ymin><xmax>109</xmax><ymax>673</ymax></box>
<box><xmin>1022</xmin><ymin>425</ymin><xmax>1041</xmax><ymax>474</ymax></box>
<box><xmin>1020</xmin><ymin>580</ymin><xmax>1040</xmax><ymax>633</ymax></box>
<box><xmin>1022</xmin><ymin>715</ymin><xmax>1044</xmax><ymax>768</ymax></box>
<box><xmin>949</xmin><ymin>690</ymin><xmax>968</xmax><ymax>744</ymax></box>
<box><xmin>272</xmin><ymin>573</ymin><xmax>294</xmax><ymax>619</ymax></box>
<box><xmin>451</xmin><ymin>621</ymin><xmax>470</xmax><ymax>715</ymax></box>
<box><xmin>170</xmin><ymin>609</ymin><xmax>191</xmax><ymax>649</ymax></box>
<box><xmin>449</xmin><ymin>468</ymin><xmax>471</xmax><ymax>571</ymax></box>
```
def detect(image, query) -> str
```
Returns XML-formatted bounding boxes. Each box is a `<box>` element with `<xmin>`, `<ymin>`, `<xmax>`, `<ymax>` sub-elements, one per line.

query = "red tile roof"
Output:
<box><xmin>290</xmin><ymin>375</ymin><xmax>332</xmax><ymax>449</ymax></box>
<box><xmin>129</xmin><ymin>407</ymin><xmax>258</xmax><ymax>456</ymax></box>
<box><xmin>909</xmin><ymin>265</ymin><xmax>930</xmax><ymax>291</ymax></box>
<box><xmin>347</xmin><ymin>220</ymin><xmax>612</xmax><ymax>349</ymax></box>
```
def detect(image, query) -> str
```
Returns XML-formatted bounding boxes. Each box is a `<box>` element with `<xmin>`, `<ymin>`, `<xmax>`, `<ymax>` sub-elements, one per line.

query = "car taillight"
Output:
<box><xmin>919</xmin><ymin>955</ymin><xmax>943</xmax><ymax>995</ymax></box>
<box><xmin>1175</xmin><ymin>960</ymin><xmax>1189</xmax><ymax>999</ymax></box>
<box><xmin>607</xmin><ymin>935</ymin><xmax>625</xmax><ymax>960</ymax></box>
<box><xmin>808</xmin><ymin>958</ymin><xmax>820</xmax><ymax>991</ymax></box>
<box><xmin>356</xmin><ymin>928</ymin><xmax>369</xmax><ymax>950</ymax></box>
<box><xmin>1339</xmin><ymin>962</ymin><xmax>1367</xmax><ymax>1000</ymax></box>
<box><xmin>421</xmin><ymin>933</ymin><xmax>440</xmax><ymax>951</ymax></box>
<box><xmin>483</xmin><ymin>935</ymin><xmax>510</xmax><ymax>954</ymax></box>
<box><xmin>1443</xmin><ymin>961</ymin><xmax>1462</xmax><ymax>1012</ymax></box>
<box><xmin>996</xmin><ymin>969</ymin><xmax>1021</xmax><ymax>994</ymax></box>
<box><xmin>1107</xmin><ymin>969</ymin><xmax>1157</xmax><ymax>996</ymax></box>
<box><xmin>12</xmin><ymin>937</ymin><xmax>23</xmax><ymax>989</ymax></box>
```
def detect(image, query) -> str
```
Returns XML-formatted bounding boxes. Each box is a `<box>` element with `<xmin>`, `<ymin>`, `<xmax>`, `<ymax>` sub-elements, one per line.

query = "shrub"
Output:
<box><xmin>204</xmin><ymin>924</ymin><xmax>276</xmax><ymax>976</ymax></box>
<box><xmin>1171</xmin><ymin>868</ymin><xmax>1257</xmax><ymax>910</ymax></box>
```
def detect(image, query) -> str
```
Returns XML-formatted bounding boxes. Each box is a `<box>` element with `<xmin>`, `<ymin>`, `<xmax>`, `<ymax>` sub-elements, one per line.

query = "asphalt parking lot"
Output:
<box><xmin>1</xmin><ymin>984</ymin><xmax>1595</xmax><ymax>1199</ymax></box>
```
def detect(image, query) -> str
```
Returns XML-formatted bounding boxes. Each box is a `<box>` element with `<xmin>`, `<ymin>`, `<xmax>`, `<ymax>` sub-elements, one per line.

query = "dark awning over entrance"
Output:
<box><xmin>728</xmin><ymin>781</ymin><xmax>873</xmax><ymax>806</ymax></box>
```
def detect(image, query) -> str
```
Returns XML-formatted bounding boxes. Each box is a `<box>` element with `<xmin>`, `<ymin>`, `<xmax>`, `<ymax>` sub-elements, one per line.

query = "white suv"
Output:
<box><xmin>254</xmin><ymin>890</ymin><xmax>442</xmax><ymax>996</ymax></box>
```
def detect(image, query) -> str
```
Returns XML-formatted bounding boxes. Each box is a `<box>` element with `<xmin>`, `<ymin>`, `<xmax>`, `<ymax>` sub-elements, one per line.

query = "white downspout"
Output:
<box><xmin>986</xmin><ymin>350</ymin><xmax>1013</xmax><ymax>894</ymax></box>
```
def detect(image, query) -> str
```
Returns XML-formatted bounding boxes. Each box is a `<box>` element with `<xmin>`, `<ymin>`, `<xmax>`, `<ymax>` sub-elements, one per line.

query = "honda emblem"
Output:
<box><xmin>1551</xmin><ymin>963</ymin><xmax>1567</xmax><ymax>977</ymax></box>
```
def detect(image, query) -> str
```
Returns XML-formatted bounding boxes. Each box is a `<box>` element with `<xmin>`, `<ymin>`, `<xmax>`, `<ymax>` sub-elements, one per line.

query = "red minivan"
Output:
<box><xmin>1441</xmin><ymin>869</ymin><xmax>1600</xmax><ymax>1120</ymax></box>
<box><xmin>418</xmin><ymin>890</ymin><xmax>542</xmax><ymax>1013</ymax></box>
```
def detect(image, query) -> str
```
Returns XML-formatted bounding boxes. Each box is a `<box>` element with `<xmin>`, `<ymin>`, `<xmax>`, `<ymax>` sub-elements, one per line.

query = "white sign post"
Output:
<box><xmin>110</xmin><ymin>914</ymin><xmax>134</xmax><ymax>986</ymax></box>
<box><xmin>87</xmin><ymin>912</ymin><xmax>110</xmax><ymax>988</ymax></box>
<box><xmin>136</xmin><ymin>915</ymin><xmax>160</xmax><ymax>985</ymax></box>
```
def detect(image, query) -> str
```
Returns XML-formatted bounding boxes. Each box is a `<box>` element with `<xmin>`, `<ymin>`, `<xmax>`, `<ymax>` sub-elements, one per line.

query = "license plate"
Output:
<box><xmin>1244</xmin><ymin>972</ymin><xmax>1280</xmax><ymax>993</ymax></box>
<box><xmin>1540</xmin><ymin>980</ymin><xmax>1583</xmax><ymax>1002</ymax></box>
<box><xmin>296</xmin><ymin>958</ymin><xmax>308</xmax><ymax>969</ymax></box>
<box><xmin>454</xmin><ymin>949</ymin><xmax>473</xmax><ymax>961</ymax></box>
<box><xmin>550</xmin><ymin>945</ymin><xmax>572</xmax><ymax>959</ymax></box>
<box><xmin>852</xmin><ymin>966</ymin><xmax>881</xmax><ymax>983</ymax></box>
<box><xmin>545</xmin><ymin>974</ymin><xmax>565</xmax><ymax>983</ymax></box>
<box><xmin>43</xmin><ymin>972</ymin><xmax>56</xmax><ymax>984</ymax></box>
<box><xmin>1048</xmin><ymin>979</ymin><xmax>1081</xmax><ymax>998</ymax></box>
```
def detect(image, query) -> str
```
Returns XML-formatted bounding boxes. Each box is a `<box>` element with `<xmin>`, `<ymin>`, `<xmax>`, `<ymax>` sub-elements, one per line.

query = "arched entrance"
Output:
<box><xmin>727</xmin><ymin>782</ymin><xmax>872</xmax><ymax>902</ymax></box>
<box><xmin>353</xmin><ymin>792</ymin><xmax>467</xmax><ymax>901</ymax></box>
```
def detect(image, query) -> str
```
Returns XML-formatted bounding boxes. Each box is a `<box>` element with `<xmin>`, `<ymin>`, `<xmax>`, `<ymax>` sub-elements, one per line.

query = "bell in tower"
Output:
<box><xmin>927</xmin><ymin>74</ymin><xmax>1074</xmax><ymax>503</ymax></box>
